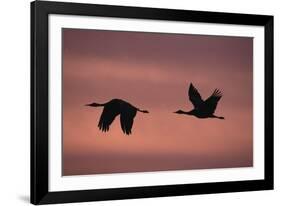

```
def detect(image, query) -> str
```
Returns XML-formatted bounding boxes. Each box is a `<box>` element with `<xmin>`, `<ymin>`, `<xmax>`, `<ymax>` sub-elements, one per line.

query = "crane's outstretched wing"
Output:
<box><xmin>188</xmin><ymin>83</ymin><xmax>203</xmax><ymax>108</ymax></box>
<box><xmin>120</xmin><ymin>103</ymin><xmax>137</xmax><ymax>135</ymax></box>
<box><xmin>204</xmin><ymin>89</ymin><xmax>222</xmax><ymax>114</ymax></box>
<box><xmin>98</xmin><ymin>104</ymin><xmax>120</xmax><ymax>132</ymax></box>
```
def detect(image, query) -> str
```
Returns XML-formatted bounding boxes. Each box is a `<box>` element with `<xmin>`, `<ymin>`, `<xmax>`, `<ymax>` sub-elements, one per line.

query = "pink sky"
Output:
<box><xmin>62</xmin><ymin>28</ymin><xmax>253</xmax><ymax>175</ymax></box>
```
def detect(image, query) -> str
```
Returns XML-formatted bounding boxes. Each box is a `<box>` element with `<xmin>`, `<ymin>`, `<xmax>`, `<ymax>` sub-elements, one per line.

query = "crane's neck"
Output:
<box><xmin>85</xmin><ymin>102</ymin><xmax>105</xmax><ymax>107</ymax></box>
<box><xmin>175</xmin><ymin>110</ymin><xmax>194</xmax><ymax>115</ymax></box>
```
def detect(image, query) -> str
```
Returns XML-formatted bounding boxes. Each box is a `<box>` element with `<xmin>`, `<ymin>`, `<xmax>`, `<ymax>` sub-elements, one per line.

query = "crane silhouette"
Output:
<box><xmin>175</xmin><ymin>83</ymin><xmax>224</xmax><ymax>119</ymax></box>
<box><xmin>85</xmin><ymin>99</ymin><xmax>149</xmax><ymax>135</ymax></box>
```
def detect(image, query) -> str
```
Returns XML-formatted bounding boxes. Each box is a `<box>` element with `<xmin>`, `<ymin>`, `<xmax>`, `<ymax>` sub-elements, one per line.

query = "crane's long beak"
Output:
<box><xmin>84</xmin><ymin>103</ymin><xmax>91</xmax><ymax>106</ymax></box>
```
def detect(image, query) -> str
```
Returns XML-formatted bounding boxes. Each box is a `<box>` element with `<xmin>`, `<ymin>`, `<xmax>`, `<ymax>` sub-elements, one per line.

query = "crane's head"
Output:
<box><xmin>174</xmin><ymin>110</ymin><xmax>185</xmax><ymax>114</ymax></box>
<box><xmin>174</xmin><ymin>110</ymin><xmax>194</xmax><ymax>115</ymax></box>
<box><xmin>85</xmin><ymin>102</ymin><xmax>101</xmax><ymax>107</ymax></box>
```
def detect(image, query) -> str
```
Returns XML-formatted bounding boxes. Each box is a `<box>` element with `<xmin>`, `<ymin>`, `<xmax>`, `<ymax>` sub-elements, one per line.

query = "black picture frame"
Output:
<box><xmin>31</xmin><ymin>0</ymin><xmax>274</xmax><ymax>204</ymax></box>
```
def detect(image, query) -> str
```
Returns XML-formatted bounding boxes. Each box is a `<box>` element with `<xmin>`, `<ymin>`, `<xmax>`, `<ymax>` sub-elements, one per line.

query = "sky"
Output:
<box><xmin>62</xmin><ymin>28</ymin><xmax>253</xmax><ymax>176</ymax></box>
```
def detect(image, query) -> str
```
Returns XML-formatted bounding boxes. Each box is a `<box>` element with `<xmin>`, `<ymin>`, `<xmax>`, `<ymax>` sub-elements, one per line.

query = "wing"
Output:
<box><xmin>98</xmin><ymin>104</ymin><xmax>120</xmax><ymax>132</ymax></box>
<box><xmin>204</xmin><ymin>89</ymin><xmax>222</xmax><ymax>114</ymax></box>
<box><xmin>120</xmin><ymin>103</ymin><xmax>137</xmax><ymax>135</ymax></box>
<box><xmin>188</xmin><ymin>83</ymin><xmax>203</xmax><ymax>108</ymax></box>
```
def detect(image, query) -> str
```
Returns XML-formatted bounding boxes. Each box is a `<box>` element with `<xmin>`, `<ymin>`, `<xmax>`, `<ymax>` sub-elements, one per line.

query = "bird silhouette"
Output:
<box><xmin>175</xmin><ymin>83</ymin><xmax>224</xmax><ymax>119</ymax></box>
<box><xmin>85</xmin><ymin>99</ymin><xmax>149</xmax><ymax>135</ymax></box>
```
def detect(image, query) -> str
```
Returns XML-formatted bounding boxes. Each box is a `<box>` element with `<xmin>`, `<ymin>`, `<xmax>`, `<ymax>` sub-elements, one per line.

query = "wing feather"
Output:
<box><xmin>120</xmin><ymin>103</ymin><xmax>137</xmax><ymax>135</ymax></box>
<box><xmin>204</xmin><ymin>89</ymin><xmax>222</xmax><ymax>114</ymax></box>
<box><xmin>188</xmin><ymin>83</ymin><xmax>203</xmax><ymax>108</ymax></box>
<box><xmin>98</xmin><ymin>104</ymin><xmax>120</xmax><ymax>132</ymax></box>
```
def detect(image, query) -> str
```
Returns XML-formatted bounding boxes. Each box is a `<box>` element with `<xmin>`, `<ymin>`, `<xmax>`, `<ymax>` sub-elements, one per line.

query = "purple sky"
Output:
<box><xmin>62</xmin><ymin>28</ymin><xmax>253</xmax><ymax>175</ymax></box>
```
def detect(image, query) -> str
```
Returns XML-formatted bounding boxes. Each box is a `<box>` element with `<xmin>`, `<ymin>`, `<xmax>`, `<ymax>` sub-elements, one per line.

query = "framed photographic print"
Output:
<box><xmin>31</xmin><ymin>0</ymin><xmax>274</xmax><ymax>204</ymax></box>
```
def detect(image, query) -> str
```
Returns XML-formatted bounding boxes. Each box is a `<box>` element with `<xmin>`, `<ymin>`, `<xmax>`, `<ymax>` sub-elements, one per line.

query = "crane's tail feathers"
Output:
<box><xmin>137</xmin><ymin>109</ymin><xmax>149</xmax><ymax>113</ymax></box>
<box><xmin>212</xmin><ymin>115</ymin><xmax>224</xmax><ymax>119</ymax></box>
